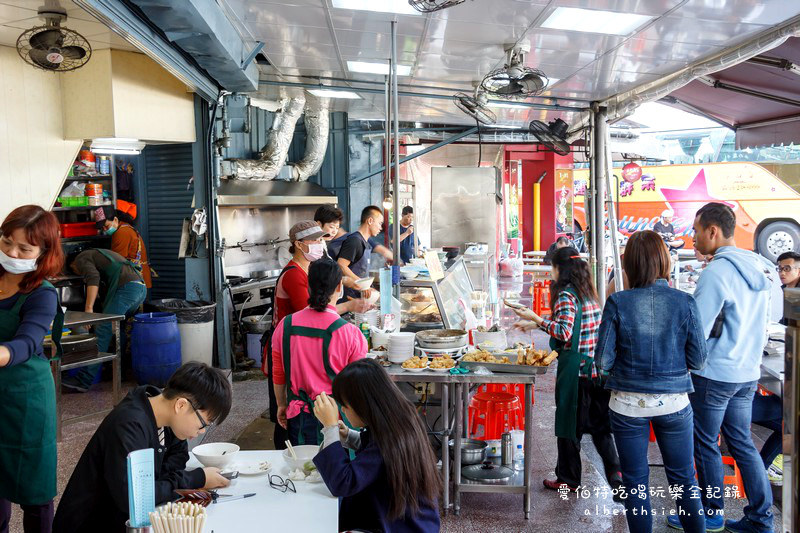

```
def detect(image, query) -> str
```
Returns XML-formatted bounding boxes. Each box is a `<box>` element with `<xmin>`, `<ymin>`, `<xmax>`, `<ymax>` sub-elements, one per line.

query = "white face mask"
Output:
<box><xmin>0</xmin><ymin>249</ymin><xmax>38</xmax><ymax>274</ymax></box>
<box><xmin>302</xmin><ymin>242</ymin><xmax>324</xmax><ymax>262</ymax></box>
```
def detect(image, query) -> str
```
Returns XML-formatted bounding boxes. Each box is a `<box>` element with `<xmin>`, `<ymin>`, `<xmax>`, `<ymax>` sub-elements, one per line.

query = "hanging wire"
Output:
<box><xmin>476</xmin><ymin>118</ymin><xmax>482</xmax><ymax>167</ymax></box>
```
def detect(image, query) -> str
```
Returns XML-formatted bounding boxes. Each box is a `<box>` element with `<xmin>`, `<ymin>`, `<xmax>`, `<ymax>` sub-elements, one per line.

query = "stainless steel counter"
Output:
<box><xmin>388</xmin><ymin>365</ymin><xmax>539</xmax><ymax>519</ymax></box>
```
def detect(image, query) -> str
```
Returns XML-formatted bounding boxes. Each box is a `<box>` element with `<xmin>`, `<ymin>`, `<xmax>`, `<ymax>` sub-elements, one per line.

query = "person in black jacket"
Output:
<box><xmin>53</xmin><ymin>362</ymin><xmax>232</xmax><ymax>533</ymax></box>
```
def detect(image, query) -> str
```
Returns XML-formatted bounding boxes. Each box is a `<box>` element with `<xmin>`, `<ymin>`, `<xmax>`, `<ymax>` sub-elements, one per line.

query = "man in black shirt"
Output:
<box><xmin>53</xmin><ymin>362</ymin><xmax>232</xmax><ymax>533</ymax></box>
<box><xmin>337</xmin><ymin>205</ymin><xmax>383</xmax><ymax>299</ymax></box>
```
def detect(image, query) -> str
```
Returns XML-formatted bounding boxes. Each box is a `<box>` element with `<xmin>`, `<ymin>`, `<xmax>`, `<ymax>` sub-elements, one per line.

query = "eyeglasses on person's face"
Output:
<box><xmin>186</xmin><ymin>398</ymin><xmax>213</xmax><ymax>431</ymax></box>
<box><xmin>777</xmin><ymin>265</ymin><xmax>799</xmax><ymax>273</ymax></box>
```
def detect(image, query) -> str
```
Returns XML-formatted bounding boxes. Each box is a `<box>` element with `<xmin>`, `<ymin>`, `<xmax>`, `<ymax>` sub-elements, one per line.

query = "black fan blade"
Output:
<box><xmin>61</xmin><ymin>46</ymin><xmax>87</xmax><ymax>60</ymax></box>
<box><xmin>29</xmin><ymin>29</ymin><xmax>63</xmax><ymax>50</ymax></box>
<box><xmin>28</xmin><ymin>48</ymin><xmax>58</xmax><ymax>69</ymax></box>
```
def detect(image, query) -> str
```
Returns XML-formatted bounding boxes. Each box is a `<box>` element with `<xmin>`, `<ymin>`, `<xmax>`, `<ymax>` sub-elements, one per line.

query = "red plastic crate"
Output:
<box><xmin>60</xmin><ymin>222</ymin><xmax>97</xmax><ymax>238</ymax></box>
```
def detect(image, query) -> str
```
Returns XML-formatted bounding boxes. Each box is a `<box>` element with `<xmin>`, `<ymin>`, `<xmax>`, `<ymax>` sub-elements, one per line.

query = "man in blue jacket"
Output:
<box><xmin>669</xmin><ymin>202</ymin><xmax>775</xmax><ymax>533</ymax></box>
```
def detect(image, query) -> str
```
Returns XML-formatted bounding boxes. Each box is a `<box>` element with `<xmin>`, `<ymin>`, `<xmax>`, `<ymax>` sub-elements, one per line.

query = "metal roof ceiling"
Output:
<box><xmin>220</xmin><ymin>0</ymin><xmax>800</xmax><ymax>127</ymax></box>
<box><xmin>666</xmin><ymin>36</ymin><xmax>800</xmax><ymax>148</ymax></box>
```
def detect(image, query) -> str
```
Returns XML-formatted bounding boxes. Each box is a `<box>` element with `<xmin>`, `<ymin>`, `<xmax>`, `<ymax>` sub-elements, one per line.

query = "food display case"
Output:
<box><xmin>399</xmin><ymin>258</ymin><xmax>474</xmax><ymax>330</ymax></box>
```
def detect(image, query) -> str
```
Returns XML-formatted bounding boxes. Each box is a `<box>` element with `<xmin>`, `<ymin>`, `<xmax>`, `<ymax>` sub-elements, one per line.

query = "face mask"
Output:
<box><xmin>104</xmin><ymin>226</ymin><xmax>117</xmax><ymax>236</ymax></box>
<box><xmin>0</xmin><ymin>249</ymin><xmax>38</xmax><ymax>274</ymax></box>
<box><xmin>302</xmin><ymin>242</ymin><xmax>324</xmax><ymax>262</ymax></box>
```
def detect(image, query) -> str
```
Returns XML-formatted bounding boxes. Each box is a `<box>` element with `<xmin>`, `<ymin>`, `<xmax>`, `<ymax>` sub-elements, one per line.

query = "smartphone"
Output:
<box><xmin>503</xmin><ymin>298</ymin><xmax>527</xmax><ymax>310</ymax></box>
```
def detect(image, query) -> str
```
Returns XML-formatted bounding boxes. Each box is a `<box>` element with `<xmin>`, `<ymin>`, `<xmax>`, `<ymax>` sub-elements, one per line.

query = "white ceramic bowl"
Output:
<box><xmin>192</xmin><ymin>442</ymin><xmax>240</xmax><ymax>469</ymax></box>
<box><xmin>388</xmin><ymin>352</ymin><xmax>413</xmax><ymax>364</ymax></box>
<box><xmin>282</xmin><ymin>445</ymin><xmax>319</xmax><ymax>471</ymax></box>
<box><xmin>355</xmin><ymin>277</ymin><xmax>374</xmax><ymax>290</ymax></box>
<box><xmin>400</xmin><ymin>269</ymin><xmax>419</xmax><ymax>279</ymax></box>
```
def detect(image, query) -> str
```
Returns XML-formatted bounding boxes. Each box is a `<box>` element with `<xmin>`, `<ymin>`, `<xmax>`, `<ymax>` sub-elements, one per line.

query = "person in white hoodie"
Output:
<box><xmin>667</xmin><ymin>202</ymin><xmax>775</xmax><ymax>533</ymax></box>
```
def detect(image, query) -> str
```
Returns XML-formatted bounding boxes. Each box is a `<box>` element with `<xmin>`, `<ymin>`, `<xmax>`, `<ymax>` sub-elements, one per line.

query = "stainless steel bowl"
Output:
<box><xmin>449</xmin><ymin>438</ymin><xmax>487</xmax><ymax>465</ymax></box>
<box><xmin>416</xmin><ymin>329</ymin><xmax>468</xmax><ymax>349</ymax></box>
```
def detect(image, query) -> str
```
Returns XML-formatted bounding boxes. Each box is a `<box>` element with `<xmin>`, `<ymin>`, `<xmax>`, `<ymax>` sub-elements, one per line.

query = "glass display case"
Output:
<box><xmin>399</xmin><ymin>258</ymin><xmax>474</xmax><ymax>331</ymax></box>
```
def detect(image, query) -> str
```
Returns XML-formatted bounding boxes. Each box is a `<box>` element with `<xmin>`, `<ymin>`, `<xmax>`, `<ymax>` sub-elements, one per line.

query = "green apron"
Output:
<box><xmin>550</xmin><ymin>288</ymin><xmax>593</xmax><ymax>441</ymax></box>
<box><xmin>0</xmin><ymin>281</ymin><xmax>63</xmax><ymax>505</ymax></box>
<box><xmin>282</xmin><ymin>313</ymin><xmax>349</xmax><ymax>445</ymax></box>
<box><xmin>96</xmin><ymin>249</ymin><xmax>141</xmax><ymax>312</ymax></box>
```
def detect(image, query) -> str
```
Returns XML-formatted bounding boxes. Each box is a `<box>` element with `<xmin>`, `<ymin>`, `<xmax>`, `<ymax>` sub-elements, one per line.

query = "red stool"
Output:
<box><xmin>722</xmin><ymin>455</ymin><xmax>747</xmax><ymax>499</ymax></box>
<box><xmin>533</xmin><ymin>282</ymin><xmax>551</xmax><ymax>316</ymax></box>
<box><xmin>649</xmin><ymin>422</ymin><xmax>656</xmax><ymax>443</ymax></box>
<box><xmin>468</xmin><ymin>391</ymin><xmax>523</xmax><ymax>440</ymax></box>
<box><xmin>479</xmin><ymin>383</ymin><xmax>535</xmax><ymax>407</ymax></box>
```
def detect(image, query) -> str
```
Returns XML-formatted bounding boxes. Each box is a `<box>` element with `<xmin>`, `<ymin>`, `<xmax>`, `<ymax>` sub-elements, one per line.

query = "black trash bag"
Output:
<box><xmin>150</xmin><ymin>299</ymin><xmax>215</xmax><ymax>324</ymax></box>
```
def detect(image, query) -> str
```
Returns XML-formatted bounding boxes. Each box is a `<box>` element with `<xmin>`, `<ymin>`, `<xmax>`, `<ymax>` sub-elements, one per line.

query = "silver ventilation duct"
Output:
<box><xmin>291</xmin><ymin>96</ymin><xmax>330</xmax><ymax>181</ymax></box>
<box><xmin>223</xmin><ymin>95</ymin><xmax>305</xmax><ymax>179</ymax></box>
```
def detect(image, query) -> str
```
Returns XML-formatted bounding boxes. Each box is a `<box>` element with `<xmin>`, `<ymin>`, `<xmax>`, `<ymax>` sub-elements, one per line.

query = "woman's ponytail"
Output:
<box><xmin>307</xmin><ymin>258</ymin><xmax>343</xmax><ymax>312</ymax></box>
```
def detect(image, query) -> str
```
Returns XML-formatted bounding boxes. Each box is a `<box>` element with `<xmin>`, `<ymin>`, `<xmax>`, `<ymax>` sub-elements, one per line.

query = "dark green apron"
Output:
<box><xmin>0</xmin><ymin>281</ymin><xmax>63</xmax><ymax>505</ymax></box>
<box><xmin>96</xmin><ymin>249</ymin><xmax>141</xmax><ymax>312</ymax></box>
<box><xmin>550</xmin><ymin>288</ymin><xmax>593</xmax><ymax>440</ymax></box>
<box><xmin>282</xmin><ymin>313</ymin><xmax>349</xmax><ymax>445</ymax></box>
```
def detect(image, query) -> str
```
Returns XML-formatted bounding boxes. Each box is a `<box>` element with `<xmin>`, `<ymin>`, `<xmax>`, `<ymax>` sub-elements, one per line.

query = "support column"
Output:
<box><xmin>594</xmin><ymin>107</ymin><xmax>608</xmax><ymax>303</ymax></box>
<box><xmin>391</xmin><ymin>20</ymin><xmax>402</xmax><ymax>298</ymax></box>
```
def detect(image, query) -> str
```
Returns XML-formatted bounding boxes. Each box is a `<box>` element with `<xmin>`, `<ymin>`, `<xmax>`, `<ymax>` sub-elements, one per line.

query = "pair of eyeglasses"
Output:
<box><xmin>186</xmin><ymin>399</ymin><xmax>213</xmax><ymax>430</ymax></box>
<box><xmin>777</xmin><ymin>265</ymin><xmax>799</xmax><ymax>273</ymax></box>
<box><xmin>268</xmin><ymin>474</ymin><xmax>296</xmax><ymax>494</ymax></box>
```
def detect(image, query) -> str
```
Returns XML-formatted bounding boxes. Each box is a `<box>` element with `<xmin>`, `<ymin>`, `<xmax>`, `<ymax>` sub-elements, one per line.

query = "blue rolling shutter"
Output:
<box><xmin>141</xmin><ymin>144</ymin><xmax>195</xmax><ymax>299</ymax></box>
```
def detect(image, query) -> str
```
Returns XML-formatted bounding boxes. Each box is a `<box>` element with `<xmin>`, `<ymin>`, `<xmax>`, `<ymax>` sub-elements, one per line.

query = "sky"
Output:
<box><xmin>626</xmin><ymin>102</ymin><xmax>724</xmax><ymax>132</ymax></box>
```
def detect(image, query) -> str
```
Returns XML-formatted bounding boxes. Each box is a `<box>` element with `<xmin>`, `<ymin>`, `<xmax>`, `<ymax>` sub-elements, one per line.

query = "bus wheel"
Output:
<box><xmin>757</xmin><ymin>221</ymin><xmax>800</xmax><ymax>262</ymax></box>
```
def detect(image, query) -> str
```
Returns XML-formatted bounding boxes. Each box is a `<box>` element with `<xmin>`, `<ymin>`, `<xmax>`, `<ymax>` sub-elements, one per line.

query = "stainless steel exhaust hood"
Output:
<box><xmin>216</xmin><ymin>179</ymin><xmax>337</xmax><ymax>207</ymax></box>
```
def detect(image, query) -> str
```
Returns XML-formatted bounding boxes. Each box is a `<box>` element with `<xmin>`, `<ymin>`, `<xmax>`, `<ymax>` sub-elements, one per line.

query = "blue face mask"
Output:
<box><xmin>104</xmin><ymin>226</ymin><xmax>117</xmax><ymax>236</ymax></box>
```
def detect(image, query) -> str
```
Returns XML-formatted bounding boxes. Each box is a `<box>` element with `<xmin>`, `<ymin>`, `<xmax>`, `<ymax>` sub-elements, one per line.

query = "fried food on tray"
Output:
<box><xmin>462</xmin><ymin>350</ymin><xmax>497</xmax><ymax>363</ymax></box>
<box><xmin>515</xmin><ymin>345</ymin><xmax>558</xmax><ymax>366</ymax></box>
<box><xmin>401</xmin><ymin>356</ymin><xmax>428</xmax><ymax>369</ymax></box>
<box><xmin>429</xmin><ymin>355</ymin><xmax>456</xmax><ymax>369</ymax></box>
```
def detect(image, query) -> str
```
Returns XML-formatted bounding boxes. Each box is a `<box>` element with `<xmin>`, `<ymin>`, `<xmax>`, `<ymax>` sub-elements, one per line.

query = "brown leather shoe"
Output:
<box><xmin>543</xmin><ymin>478</ymin><xmax>578</xmax><ymax>491</ymax></box>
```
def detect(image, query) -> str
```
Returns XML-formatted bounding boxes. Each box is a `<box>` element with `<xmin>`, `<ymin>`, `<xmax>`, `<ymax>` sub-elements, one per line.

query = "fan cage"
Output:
<box><xmin>528</xmin><ymin>121</ymin><xmax>571</xmax><ymax>156</ymax></box>
<box><xmin>480</xmin><ymin>66</ymin><xmax>549</xmax><ymax>98</ymax></box>
<box><xmin>453</xmin><ymin>93</ymin><xmax>496</xmax><ymax>126</ymax></box>
<box><xmin>408</xmin><ymin>0</ymin><xmax>466</xmax><ymax>13</ymax></box>
<box><xmin>16</xmin><ymin>25</ymin><xmax>92</xmax><ymax>72</ymax></box>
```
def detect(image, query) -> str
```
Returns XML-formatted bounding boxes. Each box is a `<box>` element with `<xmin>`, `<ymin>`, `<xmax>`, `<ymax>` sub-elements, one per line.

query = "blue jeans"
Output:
<box><xmin>751</xmin><ymin>393</ymin><xmax>782</xmax><ymax>469</ymax></box>
<box><xmin>287</xmin><ymin>410</ymin><xmax>322</xmax><ymax>446</ymax></box>
<box><xmin>610</xmin><ymin>405</ymin><xmax>705</xmax><ymax>533</ymax></box>
<box><xmin>73</xmin><ymin>282</ymin><xmax>147</xmax><ymax>388</ymax></box>
<box><xmin>690</xmin><ymin>374</ymin><xmax>773</xmax><ymax>530</ymax></box>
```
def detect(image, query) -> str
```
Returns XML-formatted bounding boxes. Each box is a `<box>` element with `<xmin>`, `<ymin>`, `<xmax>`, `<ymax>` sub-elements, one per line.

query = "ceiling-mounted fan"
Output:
<box><xmin>453</xmin><ymin>89</ymin><xmax>496</xmax><ymax>126</ymax></box>
<box><xmin>408</xmin><ymin>0</ymin><xmax>466</xmax><ymax>13</ymax></box>
<box><xmin>16</xmin><ymin>0</ymin><xmax>91</xmax><ymax>72</ymax></box>
<box><xmin>482</xmin><ymin>41</ymin><xmax>548</xmax><ymax>99</ymax></box>
<box><xmin>528</xmin><ymin>118</ymin><xmax>571</xmax><ymax>155</ymax></box>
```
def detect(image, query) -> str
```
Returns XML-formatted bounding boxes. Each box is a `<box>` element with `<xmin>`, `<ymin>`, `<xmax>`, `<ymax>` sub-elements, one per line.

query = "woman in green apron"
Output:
<box><xmin>512</xmin><ymin>247</ymin><xmax>622</xmax><ymax>496</ymax></box>
<box><xmin>272</xmin><ymin>258</ymin><xmax>367</xmax><ymax>446</ymax></box>
<box><xmin>0</xmin><ymin>205</ymin><xmax>64</xmax><ymax>533</ymax></box>
<box><xmin>62</xmin><ymin>248</ymin><xmax>147</xmax><ymax>392</ymax></box>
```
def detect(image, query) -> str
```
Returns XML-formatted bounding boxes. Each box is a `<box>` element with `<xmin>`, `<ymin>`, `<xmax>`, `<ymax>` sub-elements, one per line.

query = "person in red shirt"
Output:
<box><xmin>264</xmin><ymin>220</ymin><xmax>371</xmax><ymax>449</ymax></box>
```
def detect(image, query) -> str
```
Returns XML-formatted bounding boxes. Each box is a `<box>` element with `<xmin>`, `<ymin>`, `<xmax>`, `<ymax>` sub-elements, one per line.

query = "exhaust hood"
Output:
<box><xmin>216</xmin><ymin>179</ymin><xmax>338</xmax><ymax>207</ymax></box>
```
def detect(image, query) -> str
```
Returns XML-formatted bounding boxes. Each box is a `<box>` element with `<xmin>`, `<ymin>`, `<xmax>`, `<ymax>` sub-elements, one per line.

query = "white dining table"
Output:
<box><xmin>186</xmin><ymin>449</ymin><xmax>338</xmax><ymax>533</ymax></box>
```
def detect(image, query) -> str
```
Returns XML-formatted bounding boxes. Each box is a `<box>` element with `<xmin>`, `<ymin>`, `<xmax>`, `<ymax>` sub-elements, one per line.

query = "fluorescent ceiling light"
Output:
<box><xmin>347</xmin><ymin>61</ymin><xmax>412</xmax><ymax>76</ymax></box>
<box><xmin>541</xmin><ymin>7</ymin><xmax>652</xmax><ymax>36</ymax></box>
<box><xmin>489</xmin><ymin>101</ymin><xmax>530</xmax><ymax>109</ymax></box>
<box><xmin>307</xmin><ymin>88</ymin><xmax>361</xmax><ymax>99</ymax></box>
<box><xmin>90</xmin><ymin>148</ymin><xmax>142</xmax><ymax>155</ymax></box>
<box><xmin>331</xmin><ymin>0</ymin><xmax>420</xmax><ymax>16</ymax></box>
<box><xmin>90</xmin><ymin>138</ymin><xmax>145</xmax><ymax>155</ymax></box>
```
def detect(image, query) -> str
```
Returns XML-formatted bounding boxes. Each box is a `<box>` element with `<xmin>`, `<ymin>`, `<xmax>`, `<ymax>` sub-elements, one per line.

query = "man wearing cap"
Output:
<box><xmin>262</xmin><ymin>221</ymin><xmax>371</xmax><ymax>449</ymax></box>
<box><xmin>94</xmin><ymin>201</ymin><xmax>152</xmax><ymax>289</ymax></box>
<box><xmin>654</xmin><ymin>209</ymin><xmax>684</xmax><ymax>249</ymax></box>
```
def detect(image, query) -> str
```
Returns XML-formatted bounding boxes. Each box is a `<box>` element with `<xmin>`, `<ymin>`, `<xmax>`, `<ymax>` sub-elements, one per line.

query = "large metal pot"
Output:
<box><xmin>449</xmin><ymin>438</ymin><xmax>487</xmax><ymax>465</ymax></box>
<box><xmin>241</xmin><ymin>315</ymin><xmax>270</xmax><ymax>334</ymax></box>
<box><xmin>416</xmin><ymin>329</ymin><xmax>468</xmax><ymax>349</ymax></box>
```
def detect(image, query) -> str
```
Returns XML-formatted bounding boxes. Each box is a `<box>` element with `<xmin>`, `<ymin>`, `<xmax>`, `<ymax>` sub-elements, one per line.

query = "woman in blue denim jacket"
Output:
<box><xmin>596</xmin><ymin>230</ymin><xmax>708</xmax><ymax>533</ymax></box>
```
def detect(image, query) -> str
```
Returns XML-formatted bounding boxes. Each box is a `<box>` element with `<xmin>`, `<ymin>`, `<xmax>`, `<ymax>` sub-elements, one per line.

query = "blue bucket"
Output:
<box><xmin>131</xmin><ymin>312</ymin><xmax>182</xmax><ymax>387</ymax></box>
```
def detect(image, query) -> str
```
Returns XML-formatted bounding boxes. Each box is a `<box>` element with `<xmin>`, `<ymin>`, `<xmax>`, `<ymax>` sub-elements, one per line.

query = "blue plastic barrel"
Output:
<box><xmin>131</xmin><ymin>312</ymin><xmax>182</xmax><ymax>387</ymax></box>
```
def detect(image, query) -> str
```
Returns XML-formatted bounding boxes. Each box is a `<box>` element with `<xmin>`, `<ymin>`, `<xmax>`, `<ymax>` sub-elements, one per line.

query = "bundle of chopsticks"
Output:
<box><xmin>148</xmin><ymin>502</ymin><xmax>206</xmax><ymax>533</ymax></box>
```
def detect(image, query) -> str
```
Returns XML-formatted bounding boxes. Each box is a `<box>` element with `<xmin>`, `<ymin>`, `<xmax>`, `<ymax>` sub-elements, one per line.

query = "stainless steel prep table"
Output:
<box><xmin>49</xmin><ymin>311</ymin><xmax>126</xmax><ymax>441</ymax></box>
<box><xmin>387</xmin><ymin>366</ymin><xmax>538</xmax><ymax>519</ymax></box>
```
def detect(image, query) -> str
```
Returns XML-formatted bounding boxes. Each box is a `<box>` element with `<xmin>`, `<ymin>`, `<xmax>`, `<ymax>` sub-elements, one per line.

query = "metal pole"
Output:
<box><xmin>384</xmin><ymin>72</ymin><xmax>391</xmax><ymax>248</ymax></box>
<box><xmin>605</xmin><ymin>139</ymin><xmax>623</xmax><ymax>295</ymax></box>
<box><xmin>594</xmin><ymin>107</ymin><xmax>608</xmax><ymax>304</ymax></box>
<box><xmin>587</xmin><ymin>111</ymin><xmax>597</xmax><ymax>288</ymax></box>
<box><xmin>391</xmin><ymin>20</ymin><xmax>402</xmax><ymax>299</ymax></box>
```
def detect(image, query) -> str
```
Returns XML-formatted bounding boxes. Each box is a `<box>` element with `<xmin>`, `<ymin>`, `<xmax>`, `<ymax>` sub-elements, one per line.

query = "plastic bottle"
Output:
<box><xmin>513</xmin><ymin>444</ymin><xmax>525</xmax><ymax>471</ymax></box>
